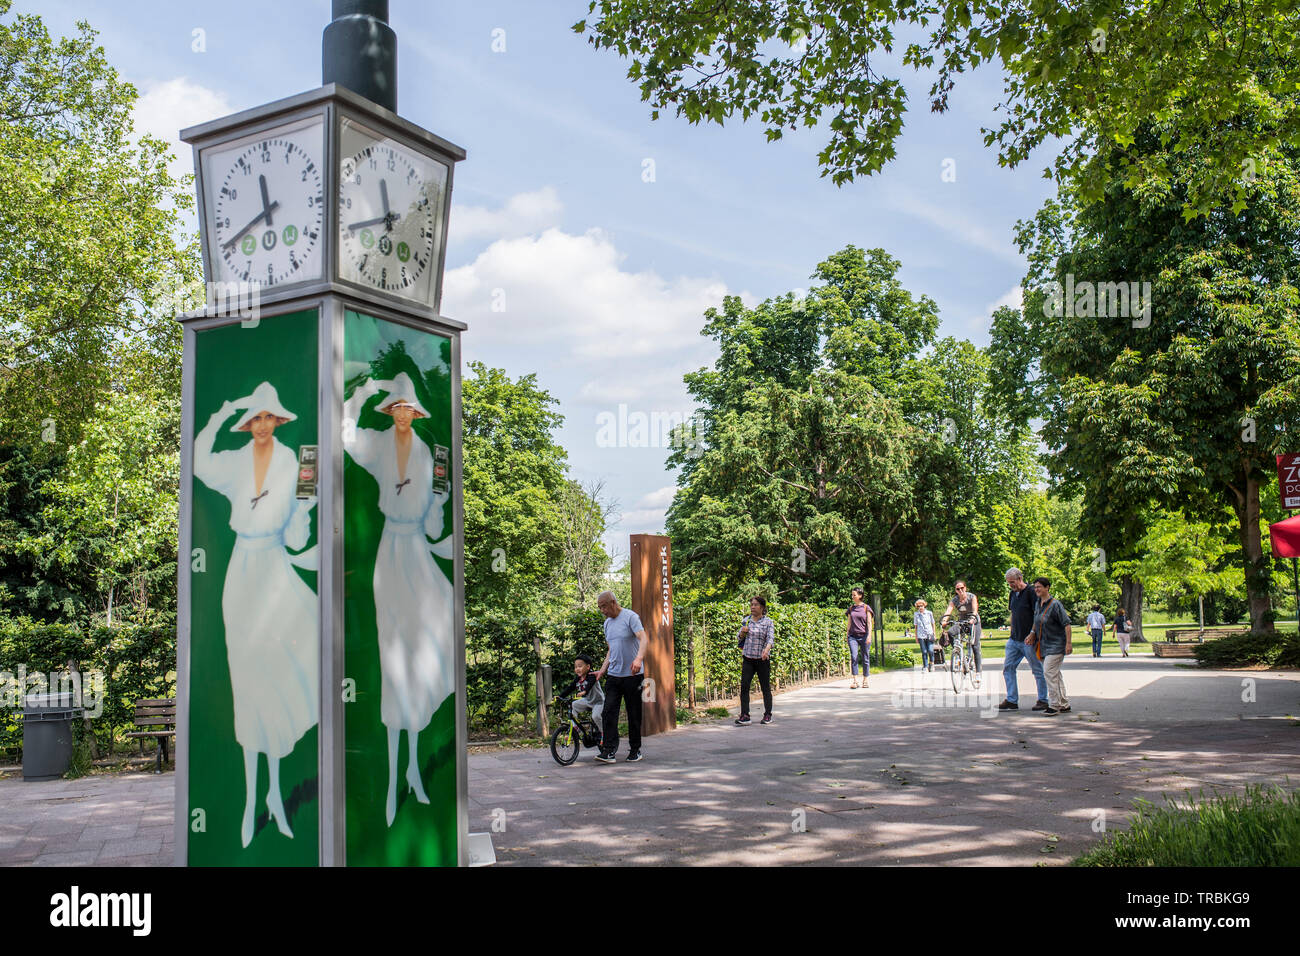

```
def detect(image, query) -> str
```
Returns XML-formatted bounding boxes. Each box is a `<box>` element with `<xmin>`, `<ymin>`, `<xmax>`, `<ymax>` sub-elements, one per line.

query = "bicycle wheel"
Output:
<box><xmin>550</xmin><ymin>722</ymin><xmax>579</xmax><ymax>766</ymax></box>
<box><xmin>949</xmin><ymin>643</ymin><xmax>962</xmax><ymax>693</ymax></box>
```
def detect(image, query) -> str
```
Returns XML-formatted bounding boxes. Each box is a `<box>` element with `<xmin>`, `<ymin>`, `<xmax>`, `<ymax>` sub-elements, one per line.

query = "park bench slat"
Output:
<box><xmin>124</xmin><ymin>730</ymin><xmax>176</xmax><ymax>738</ymax></box>
<box><xmin>132</xmin><ymin>715</ymin><xmax>177</xmax><ymax>726</ymax></box>
<box><xmin>135</xmin><ymin>698</ymin><xmax>175</xmax><ymax>707</ymax></box>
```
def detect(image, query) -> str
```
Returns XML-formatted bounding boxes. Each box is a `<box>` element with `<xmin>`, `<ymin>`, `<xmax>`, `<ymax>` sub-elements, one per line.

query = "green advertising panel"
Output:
<box><xmin>188</xmin><ymin>310</ymin><xmax>320</xmax><ymax>866</ymax></box>
<box><xmin>343</xmin><ymin>310</ymin><xmax>457</xmax><ymax>866</ymax></box>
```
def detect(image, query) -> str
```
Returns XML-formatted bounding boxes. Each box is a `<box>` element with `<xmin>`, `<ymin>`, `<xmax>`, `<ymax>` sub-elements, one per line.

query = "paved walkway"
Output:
<box><xmin>2</xmin><ymin>656</ymin><xmax>1297</xmax><ymax>866</ymax></box>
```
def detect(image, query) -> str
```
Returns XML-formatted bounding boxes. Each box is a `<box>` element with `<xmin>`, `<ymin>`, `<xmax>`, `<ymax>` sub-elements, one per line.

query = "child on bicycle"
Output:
<box><xmin>559</xmin><ymin>653</ymin><xmax>604</xmax><ymax>740</ymax></box>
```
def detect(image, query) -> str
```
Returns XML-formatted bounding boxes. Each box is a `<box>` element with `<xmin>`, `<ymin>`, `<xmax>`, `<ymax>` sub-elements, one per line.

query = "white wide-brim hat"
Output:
<box><xmin>230</xmin><ymin>381</ymin><xmax>298</xmax><ymax>432</ymax></box>
<box><xmin>376</xmin><ymin>371</ymin><xmax>429</xmax><ymax>419</ymax></box>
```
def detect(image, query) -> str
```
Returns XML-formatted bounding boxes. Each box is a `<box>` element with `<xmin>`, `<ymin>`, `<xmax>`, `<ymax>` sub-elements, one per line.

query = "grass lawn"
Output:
<box><xmin>1073</xmin><ymin>784</ymin><xmax>1300</xmax><ymax>866</ymax></box>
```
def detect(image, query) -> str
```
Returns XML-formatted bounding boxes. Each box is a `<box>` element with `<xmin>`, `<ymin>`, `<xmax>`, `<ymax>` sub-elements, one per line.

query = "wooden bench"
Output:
<box><xmin>124</xmin><ymin>698</ymin><xmax>176</xmax><ymax>773</ymax></box>
<box><xmin>1164</xmin><ymin>626</ymin><xmax>1249</xmax><ymax>642</ymax></box>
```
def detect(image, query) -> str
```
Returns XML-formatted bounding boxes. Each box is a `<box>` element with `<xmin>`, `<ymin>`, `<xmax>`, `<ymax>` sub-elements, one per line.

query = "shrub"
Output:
<box><xmin>1073</xmin><ymin>785</ymin><xmax>1300</xmax><ymax>866</ymax></box>
<box><xmin>1192</xmin><ymin>630</ymin><xmax>1300</xmax><ymax>668</ymax></box>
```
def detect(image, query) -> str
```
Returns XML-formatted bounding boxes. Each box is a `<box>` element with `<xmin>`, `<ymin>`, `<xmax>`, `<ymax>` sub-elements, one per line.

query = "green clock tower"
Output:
<box><xmin>174</xmin><ymin>0</ymin><xmax>468</xmax><ymax>867</ymax></box>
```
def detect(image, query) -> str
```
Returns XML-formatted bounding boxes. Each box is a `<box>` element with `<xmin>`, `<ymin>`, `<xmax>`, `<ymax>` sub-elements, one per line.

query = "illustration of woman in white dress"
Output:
<box><xmin>193</xmin><ymin>381</ymin><xmax>318</xmax><ymax>848</ymax></box>
<box><xmin>344</xmin><ymin>371</ymin><xmax>453</xmax><ymax>825</ymax></box>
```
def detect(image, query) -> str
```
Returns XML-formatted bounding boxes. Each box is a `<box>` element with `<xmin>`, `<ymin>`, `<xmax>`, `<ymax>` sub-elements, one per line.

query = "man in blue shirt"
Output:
<box><xmin>998</xmin><ymin>567</ymin><xmax>1050</xmax><ymax>712</ymax></box>
<box><xmin>594</xmin><ymin>590</ymin><xmax>649</xmax><ymax>763</ymax></box>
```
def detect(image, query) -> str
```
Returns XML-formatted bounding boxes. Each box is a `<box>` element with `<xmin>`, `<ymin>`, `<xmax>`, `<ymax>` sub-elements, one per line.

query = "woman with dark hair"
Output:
<box><xmin>735</xmin><ymin>595</ymin><xmax>775</xmax><ymax>725</ymax></box>
<box><xmin>1112</xmin><ymin>608</ymin><xmax>1133</xmax><ymax>657</ymax></box>
<box><xmin>845</xmin><ymin>587</ymin><xmax>874</xmax><ymax>688</ymax></box>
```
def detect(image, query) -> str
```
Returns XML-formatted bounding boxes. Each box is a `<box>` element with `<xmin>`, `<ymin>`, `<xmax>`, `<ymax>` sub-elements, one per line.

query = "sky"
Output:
<box><xmin>32</xmin><ymin>0</ymin><xmax>1056</xmax><ymax>563</ymax></box>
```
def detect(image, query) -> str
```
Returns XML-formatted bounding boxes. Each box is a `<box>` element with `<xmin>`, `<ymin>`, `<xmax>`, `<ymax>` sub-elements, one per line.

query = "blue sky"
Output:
<box><xmin>34</xmin><ymin>1</ymin><xmax>1055</xmax><ymax>561</ymax></box>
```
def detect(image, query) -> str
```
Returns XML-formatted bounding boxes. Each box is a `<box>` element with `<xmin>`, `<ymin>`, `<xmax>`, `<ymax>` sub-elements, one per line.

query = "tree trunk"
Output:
<box><xmin>1233</xmin><ymin>471</ymin><xmax>1275</xmax><ymax>633</ymax></box>
<box><xmin>1120</xmin><ymin>574</ymin><xmax>1144</xmax><ymax>642</ymax></box>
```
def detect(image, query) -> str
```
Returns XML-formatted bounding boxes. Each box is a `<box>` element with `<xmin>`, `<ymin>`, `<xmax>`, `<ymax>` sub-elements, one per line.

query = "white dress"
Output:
<box><xmin>345</xmin><ymin>414</ymin><xmax>453</xmax><ymax>731</ymax></box>
<box><xmin>194</xmin><ymin>414</ymin><xmax>319</xmax><ymax>758</ymax></box>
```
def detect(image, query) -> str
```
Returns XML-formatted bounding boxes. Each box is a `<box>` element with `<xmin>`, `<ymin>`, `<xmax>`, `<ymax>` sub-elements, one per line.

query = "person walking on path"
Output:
<box><xmin>735</xmin><ymin>596</ymin><xmax>775</xmax><ymax>725</ymax></box>
<box><xmin>913</xmin><ymin>599</ymin><xmax>937</xmax><ymax>672</ymax></box>
<box><xmin>846</xmin><ymin>588</ymin><xmax>874</xmax><ymax>688</ymax></box>
<box><xmin>1112</xmin><ymin>608</ymin><xmax>1133</xmax><ymax>657</ymax></box>
<box><xmin>1087</xmin><ymin>605</ymin><xmax>1107</xmax><ymax>657</ymax></box>
<box><xmin>593</xmin><ymin>591</ymin><xmax>648</xmax><ymax>762</ymax></box>
<box><xmin>1025</xmin><ymin>577</ymin><xmax>1073</xmax><ymax>716</ymax></box>
<box><xmin>998</xmin><ymin>568</ymin><xmax>1049</xmax><ymax>712</ymax></box>
<box><xmin>939</xmin><ymin>580</ymin><xmax>983</xmax><ymax>672</ymax></box>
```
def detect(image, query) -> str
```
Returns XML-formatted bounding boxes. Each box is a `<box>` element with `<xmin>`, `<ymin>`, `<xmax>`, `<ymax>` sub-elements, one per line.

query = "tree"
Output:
<box><xmin>461</xmin><ymin>362</ymin><xmax>571</xmax><ymax>621</ymax></box>
<box><xmin>0</xmin><ymin>2</ymin><xmax>195</xmax><ymax>450</ymax></box>
<box><xmin>995</xmin><ymin>125</ymin><xmax>1300</xmax><ymax>633</ymax></box>
<box><xmin>1116</xmin><ymin>511</ymin><xmax>1241</xmax><ymax>630</ymax></box>
<box><xmin>20</xmin><ymin>386</ymin><xmax>180</xmax><ymax>625</ymax></box>
<box><xmin>549</xmin><ymin>478</ymin><xmax>617</xmax><ymax>609</ymax></box>
<box><xmin>668</xmin><ymin>245</ymin><xmax>1042</xmax><ymax>604</ymax></box>
<box><xmin>574</xmin><ymin>0</ymin><xmax>1300</xmax><ymax>215</ymax></box>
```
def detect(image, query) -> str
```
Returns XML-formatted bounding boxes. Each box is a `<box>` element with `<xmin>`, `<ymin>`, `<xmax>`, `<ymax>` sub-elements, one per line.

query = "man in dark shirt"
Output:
<box><xmin>998</xmin><ymin>567</ymin><xmax>1049</xmax><ymax>712</ymax></box>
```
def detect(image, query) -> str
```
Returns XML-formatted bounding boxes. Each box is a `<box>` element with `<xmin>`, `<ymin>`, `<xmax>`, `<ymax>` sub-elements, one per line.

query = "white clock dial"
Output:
<box><xmin>338</xmin><ymin>132</ymin><xmax>446</xmax><ymax>302</ymax></box>
<box><xmin>203</xmin><ymin>120</ymin><xmax>325</xmax><ymax>288</ymax></box>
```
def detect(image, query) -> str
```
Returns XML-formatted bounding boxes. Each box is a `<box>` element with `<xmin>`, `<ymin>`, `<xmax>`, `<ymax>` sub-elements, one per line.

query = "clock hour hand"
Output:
<box><xmin>347</xmin><ymin>214</ymin><xmax>390</xmax><ymax>231</ymax></box>
<box><xmin>222</xmin><ymin>200</ymin><xmax>281</xmax><ymax>250</ymax></box>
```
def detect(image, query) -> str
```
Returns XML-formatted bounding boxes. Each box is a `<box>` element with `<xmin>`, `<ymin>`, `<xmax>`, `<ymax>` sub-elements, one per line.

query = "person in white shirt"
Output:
<box><xmin>1086</xmin><ymin>605</ymin><xmax>1106</xmax><ymax>657</ymax></box>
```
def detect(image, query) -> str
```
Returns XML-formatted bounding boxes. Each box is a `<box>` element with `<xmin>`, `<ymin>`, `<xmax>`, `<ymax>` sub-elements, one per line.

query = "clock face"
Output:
<box><xmin>202</xmin><ymin>118</ymin><xmax>326</xmax><ymax>288</ymax></box>
<box><xmin>338</xmin><ymin>121</ymin><xmax>447</xmax><ymax>304</ymax></box>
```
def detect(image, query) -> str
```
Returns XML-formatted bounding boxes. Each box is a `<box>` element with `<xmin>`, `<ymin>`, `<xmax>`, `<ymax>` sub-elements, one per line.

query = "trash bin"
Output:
<box><xmin>23</xmin><ymin>692</ymin><xmax>83</xmax><ymax>781</ymax></box>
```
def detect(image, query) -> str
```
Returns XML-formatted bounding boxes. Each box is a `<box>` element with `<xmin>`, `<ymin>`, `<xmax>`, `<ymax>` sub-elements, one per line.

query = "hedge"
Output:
<box><xmin>675</xmin><ymin>599</ymin><xmax>914</xmax><ymax>700</ymax></box>
<box><xmin>0</xmin><ymin>622</ymin><xmax>175</xmax><ymax>757</ymax></box>
<box><xmin>1193</xmin><ymin>629</ymin><xmax>1300</xmax><ymax>668</ymax></box>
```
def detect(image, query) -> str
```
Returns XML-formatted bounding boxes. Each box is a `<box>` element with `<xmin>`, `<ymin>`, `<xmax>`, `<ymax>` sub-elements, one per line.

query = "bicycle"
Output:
<box><xmin>549</xmin><ymin>696</ymin><xmax>603</xmax><ymax>766</ymax></box>
<box><xmin>945</xmin><ymin>618</ymin><xmax>983</xmax><ymax>693</ymax></box>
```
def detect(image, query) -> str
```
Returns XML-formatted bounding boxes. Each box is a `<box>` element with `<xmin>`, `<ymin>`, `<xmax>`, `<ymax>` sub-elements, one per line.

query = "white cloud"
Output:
<box><xmin>619</xmin><ymin>508</ymin><xmax>668</xmax><ymax>533</ymax></box>
<box><xmin>636</xmin><ymin>487</ymin><xmax>677</xmax><ymax>511</ymax></box>
<box><xmin>883</xmin><ymin>190</ymin><xmax>1025</xmax><ymax>267</ymax></box>
<box><xmin>451</xmin><ymin>186</ymin><xmax>564</xmax><ymax>241</ymax></box>
<box><xmin>444</xmin><ymin>224</ymin><xmax>731</xmax><ymax>407</ymax></box>
<box><xmin>133</xmin><ymin>77</ymin><xmax>234</xmax><ymax>180</ymax></box>
<box><xmin>986</xmin><ymin>285</ymin><xmax>1023</xmax><ymax>314</ymax></box>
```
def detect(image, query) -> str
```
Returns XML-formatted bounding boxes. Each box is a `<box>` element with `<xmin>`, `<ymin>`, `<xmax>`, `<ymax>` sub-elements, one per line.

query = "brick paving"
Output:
<box><xmin>2</xmin><ymin>655</ymin><xmax>1297</xmax><ymax>866</ymax></box>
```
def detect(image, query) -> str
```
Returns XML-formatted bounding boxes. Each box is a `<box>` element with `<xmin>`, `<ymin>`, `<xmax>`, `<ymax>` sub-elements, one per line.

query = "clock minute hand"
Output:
<box><xmin>222</xmin><ymin>200</ymin><xmax>281</xmax><ymax>250</ymax></box>
<box><xmin>259</xmin><ymin>173</ymin><xmax>274</xmax><ymax>228</ymax></box>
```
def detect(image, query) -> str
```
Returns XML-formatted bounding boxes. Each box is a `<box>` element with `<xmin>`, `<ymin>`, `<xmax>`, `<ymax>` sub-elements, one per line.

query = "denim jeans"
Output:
<box><xmin>917</xmin><ymin>638</ymin><xmax>934</xmax><ymax>668</ymax></box>
<box><xmin>1002</xmin><ymin>638</ymin><xmax>1048</xmax><ymax>705</ymax></box>
<box><xmin>847</xmin><ymin>636</ymin><xmax>870</xmax><ymax>677</ymax></box>
<box><xmin>1090</xmin><ymin>627</ymin><xmax>1103</xmax><ymax>657</ymax></box>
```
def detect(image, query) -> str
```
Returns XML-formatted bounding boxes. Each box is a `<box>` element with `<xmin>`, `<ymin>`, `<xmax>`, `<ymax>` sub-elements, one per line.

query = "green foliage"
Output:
<box><xmin>996</xmin><ymin>122</ymin><xmax>1300</xmax><ymax>631</ymax></box>
<box><xmin>0</xmin><ymin>1</ymin><xmax>195</xmax><ymax>449</ymax></box>
<box><xmin>668</xmin><ymin>246</ymin><xmax>1043</xmax><ymax>605</ymax></box>
<box><xmin>576</xmin><ymin>0</ymin><xmax>1300</xmax><ymax>216</ymax></box>
<box><xmin>18</xmin><ymin>387</ymin><xmax>180</xmax><ymax>624</ymax></box>
<box><xmin>1073</xmin><ymin>785</ymin><xmax>1300</xmax><ymax>867</ymax></box>
<box><xmin>0</xmin><ymin>621</ymin><xmax>175</xmax><ymax>756</ymax></box>
<box><xmin>1192</xmin><ymin>630</ymin><xmax>1300</xmax><ymax>668</ymax></box>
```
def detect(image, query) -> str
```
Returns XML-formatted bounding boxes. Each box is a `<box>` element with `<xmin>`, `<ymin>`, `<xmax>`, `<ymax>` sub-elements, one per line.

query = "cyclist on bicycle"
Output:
<box><xmin>939</xmin><ymin>580</ymin><xmax>983</xmax><ymax>672</ymax></box>
<box><xmin>558</xmin><ymin>654</ymin><xmax>604</xmax><ymax>739</ymax></box>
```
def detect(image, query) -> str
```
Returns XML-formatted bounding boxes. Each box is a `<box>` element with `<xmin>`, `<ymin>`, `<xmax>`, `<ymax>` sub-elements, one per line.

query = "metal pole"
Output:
<box><xmin>1293</xmin><ymin>557</ymin><xmax>1299</xmax><ymax>633</ymax></box>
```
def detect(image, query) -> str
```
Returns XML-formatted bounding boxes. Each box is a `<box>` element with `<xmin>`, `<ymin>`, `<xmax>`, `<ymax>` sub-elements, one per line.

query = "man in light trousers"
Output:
<box><xmin>998</xmin><ymin>568</ymin><xmax>1050</xmax><ymax>712</ymax></box>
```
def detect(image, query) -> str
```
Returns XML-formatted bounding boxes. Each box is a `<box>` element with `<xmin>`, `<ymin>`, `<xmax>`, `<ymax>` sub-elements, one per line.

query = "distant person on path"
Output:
<box><xmin>999</xmin><ymin>568</ymin><xmax>1049</xmax><ymax>712</ymax></box>
<box><xmin>913</xmin><ymin>599</ymin><xmax>936</xmax><ymax>672</ymax></box>
<box><xmin>1112</xmin><ymin>608</ymin><xmax>1133</xmax><ymax>657</ymax></box>
<box><xmin>846</xmin><ymin>588</ymin><xmax>874</xmax><ymax>688</ymax></box>
<box><xmin>593</xmin><ymin>591</ymin><xmax>647</xmax><ymax>763</ymax></box>
<box><xmin>939</xmin><ymin>580</ymin><xmax>982</xmax><ymax>673</ymax></box>
<box><xmin>1025</xmin><ymin>577</ymin><xmax>1073</xmax><ymax>716</ymax></box>
<box><xmin>735</xmin><ymin>596</ymin><xmax>775</xmax><ymax>725</ymax></box>
<box><xmin>1087</xmin><ymin>605</ymin><xmax>1106</xmax><ymax>657</ymax></box>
